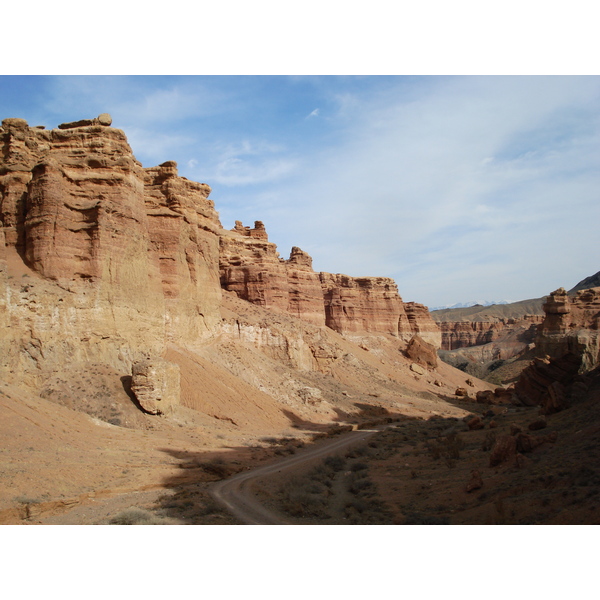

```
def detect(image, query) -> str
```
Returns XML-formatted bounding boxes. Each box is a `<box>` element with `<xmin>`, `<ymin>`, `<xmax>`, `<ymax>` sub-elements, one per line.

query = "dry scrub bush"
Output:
<box><xmin>427</xmin><ymin>433</ymin><xmax>465</xmax><ymax>462</ymax></box>
<box><xmin>109</xmin><ymin>507</ymin><xmax>166</xmax><ymax>525</ymax></box>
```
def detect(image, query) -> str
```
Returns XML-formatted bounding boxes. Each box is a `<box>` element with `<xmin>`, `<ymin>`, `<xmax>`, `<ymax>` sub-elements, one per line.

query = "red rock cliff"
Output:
<box><xmin>437</xmin><ymin>316</ymin><xmax>543</xmax><ymax>350</ymax></box>
<box><xmin>515</xmin><ymin>286</ymin><xmax>600</xmax><ymax>411</ymax></box>
<box><xmin>0</xmin><ymin>115</ymin><xmax>224</xmax><ymax>380</ymax></box>
<box><xmin>536</xmin><ymin>287</ymin><xmax>600</xmax><ymax>371</ymax></box>
<box><xmin>219</xmin><ymin>221</ymin><xmax>440</xmax><ymax>346</ymax></box>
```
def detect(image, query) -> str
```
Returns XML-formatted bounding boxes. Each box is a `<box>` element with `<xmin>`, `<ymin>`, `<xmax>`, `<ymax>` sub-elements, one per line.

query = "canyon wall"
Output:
<box><xmin>515</xmin><ymin>287</ymin><xmax>600</xmax><ymax>412</ymax></box>
<box><xmin>219</xmin><ymin>221</ymin><xmax>441</xmax><ymax>347</ymax></box>
<box><xmin>0</xmin><ymin>115</ymin><xmax>223</xmax><ymax>382</ymax></box>
<box><xmin>1</xmin><ymin>114</ymin><xmax>441</xmax><ymax>396</ymax></box>
<box><xmin>437</xmin><ymin>316</ymin><xmax>543</xmax><ymax>351</ymax></box>
<box><xmin>535</xmin><ymin>287</ymin><xmax>600</xmax><ymax>372</ymax></box>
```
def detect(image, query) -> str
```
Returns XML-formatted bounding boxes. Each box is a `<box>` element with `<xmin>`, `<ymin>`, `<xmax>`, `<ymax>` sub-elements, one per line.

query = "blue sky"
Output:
<box><xmin>1</xmin><ymin>75</ymin><xmax>598</xmax><ymax>308</ymax></box>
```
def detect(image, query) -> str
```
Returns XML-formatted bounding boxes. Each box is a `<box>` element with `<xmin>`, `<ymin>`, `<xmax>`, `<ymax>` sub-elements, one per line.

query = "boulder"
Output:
<box><xmin>489</xmin><ymin>435</ymin><xmax>517</xmax><ymax>467</ymax></box>
<box><xmin>131</xmin><ymin>359</ymin><xmax>180</xmax><ymax>415</ymax></box>
<box><xmin>465</xmin><ymin>470</ymin><xmax>483</xmax><ymax>493</ymax></box>
<box><xmin>476</xmin><ymin>390</ymin><xmax>495</xmax><ymax>404</ymax></box>
<box><xmin>410</xmin><ymin>362</ymin><xmax>426</xmax><ymax>376</ymax></box>
<box><xmin>466</xmin><ymin>416</ymin><xmax>485</xmax><ymax>430</ymax></box>
<box><xmin>528</xmin><ymin>416</ymin><xmax>547</xmax><ymax>431</ymax></box>
<box><xmin>405</xmin><ymin>335</ymin><xmax>438</xmax><ymax>369</ymax></box>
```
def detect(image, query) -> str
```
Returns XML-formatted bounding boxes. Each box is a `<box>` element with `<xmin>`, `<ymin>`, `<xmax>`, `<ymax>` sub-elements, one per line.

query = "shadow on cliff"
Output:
<box><xmin>119</xmin><ymin>375</ymin><xmax>158</xmax><ymax>416</ymax></box>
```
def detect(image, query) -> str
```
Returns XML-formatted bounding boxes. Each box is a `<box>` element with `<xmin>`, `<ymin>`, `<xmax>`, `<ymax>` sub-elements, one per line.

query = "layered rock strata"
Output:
<box><xmin>437</xmin><ymin>316</ymin><xmax>543</xmax><ymax>351</ymax></box>
<box><xmin>1</xmin><ymin>114</ymin><xmax>441</xmax><ymax>407</ymax></box>
<box><xmin>219</xmin><ymin>221</ymin><xmax>441</xmax><ymax>346</ymax></box>
<box><xmin>515</xmin><ymin>287</ymin><xmax>600</xmax><ymax>410</ymax></box>
<box><xmin>0</xmin><ymin>115</ymin><xmax>223</xmax><ymax>382</ymax></box>
<box><xmin>536</xmin><ymin>287</ymin><xmax>600</xmax><ymax>371</ymax></box>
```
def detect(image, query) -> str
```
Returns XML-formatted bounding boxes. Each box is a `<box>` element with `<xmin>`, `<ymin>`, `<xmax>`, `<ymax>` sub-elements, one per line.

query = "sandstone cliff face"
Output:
<box><xmin>1</xmin><ymin>112</ymin><xmax>441</xmax><ymax>425</ymax></box>
<box><xmin>515</xmin><ymin>287</ymin><xmax>600</xmax><ymax>411</ymax></box>
<box><xmin>437</xmin><ymin>316</ymin><xmax>543</xmax><ymax>351</ymax></box>
<box><xmin>403</xmin><ymin>301</ymin><xmax>442</xmax><ymax>348</ymax></box>
<box><xmin>536</xmin><ymin>287</ymin><xmax>600</xmax><ymax>371</ymax></box>
<box><xmin>0</xmin><ymin>116</ymin><xmax>223</xmax><ymax>385</ymax></box>
<box><xmin>320</xmin><ymin>273</ymin><xmax>403</xmax><ymax>335</ymax></box>
<box><xmin>219</xmin><ymin>221</ymin><xmax>440</xmax><ymax>346</ymax></box>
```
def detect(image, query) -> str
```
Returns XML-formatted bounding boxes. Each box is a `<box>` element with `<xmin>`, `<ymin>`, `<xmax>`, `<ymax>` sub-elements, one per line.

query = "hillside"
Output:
<box><xmin>431</xmin><ymin>297</ymin><xmax>545</xmax><ymax>323</ymax></box>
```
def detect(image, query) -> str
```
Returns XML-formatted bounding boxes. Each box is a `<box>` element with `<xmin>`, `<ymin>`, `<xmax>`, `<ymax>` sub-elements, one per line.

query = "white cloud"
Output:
<box><xmin>247</xmin><ymin>76</ymin><xmax>600</xmax><ymax>306</ymax></box>
<box><xmin>201</xmin><ymin>140</ymin><xmax>298</xmax><ymax>186</ymax></box>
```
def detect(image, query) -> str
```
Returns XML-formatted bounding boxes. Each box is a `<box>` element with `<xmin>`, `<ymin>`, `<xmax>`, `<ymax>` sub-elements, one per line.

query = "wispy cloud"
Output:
<box><xmin>246</xmin><ymin>77</ymin><xmax>600</xmax><ymax>305</ymax></box>
<box><xmin>188</xmin><ymin>139</ymin><xmax>298</xmax><ymax>187</ymax></box>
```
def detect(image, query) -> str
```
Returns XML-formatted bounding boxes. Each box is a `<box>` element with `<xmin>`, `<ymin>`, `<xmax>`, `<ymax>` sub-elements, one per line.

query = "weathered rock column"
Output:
<box><xmin>131</xmin><ymin>359</ymin><xmax>180</xmax><ymax>415</ymax></box>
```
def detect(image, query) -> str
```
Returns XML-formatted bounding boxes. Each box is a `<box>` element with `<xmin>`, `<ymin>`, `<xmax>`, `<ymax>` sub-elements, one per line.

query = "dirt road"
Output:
<box><xmin>211</xmin><ymin>428</ymin><xmax>380</xmax><ymax>524</ymax></box>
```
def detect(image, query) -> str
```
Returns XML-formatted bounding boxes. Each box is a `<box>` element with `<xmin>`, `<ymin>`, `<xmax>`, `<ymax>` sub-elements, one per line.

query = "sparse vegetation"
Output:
<box><xmin>108</xmin><ymin>507</ymin><xmax>167</xmax><ymax>525</ymax></box>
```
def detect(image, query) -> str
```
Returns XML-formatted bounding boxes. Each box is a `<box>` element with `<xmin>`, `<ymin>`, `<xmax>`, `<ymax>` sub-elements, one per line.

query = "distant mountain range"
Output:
<box><xmin>430</xmin><ymin>270</ymin><xmax>599</xmax><ymax>322</ymax></box>
<box><xmin>430</xmin><ymin>300</ymin><xmax>510</xmax><ymax>311</ymax></box>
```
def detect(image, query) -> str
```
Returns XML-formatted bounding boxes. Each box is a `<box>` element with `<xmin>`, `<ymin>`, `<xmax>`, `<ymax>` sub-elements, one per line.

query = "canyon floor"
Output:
<box><xmin>3</xmin><ymin>354</ymin><xmax>599</xmax><ymax>525</ymax></box>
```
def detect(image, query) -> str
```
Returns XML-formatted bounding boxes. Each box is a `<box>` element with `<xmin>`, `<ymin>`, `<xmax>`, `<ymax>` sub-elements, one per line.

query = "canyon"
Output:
<box><xmin>1</xmin><ymin>114</ymin><xmax>599</xmax><ymax>525</ymax></box>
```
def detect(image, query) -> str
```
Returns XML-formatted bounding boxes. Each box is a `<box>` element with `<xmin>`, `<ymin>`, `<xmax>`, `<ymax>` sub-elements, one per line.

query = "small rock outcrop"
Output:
<box><xmin>131</xmin><ymin>359</ymin><xmax>180</xmax><ymax>415</ymax></box>
<box><xmin>405</xmin><ymin>335</ymin><xmax>438</xmax><ymax>369</ymax></box>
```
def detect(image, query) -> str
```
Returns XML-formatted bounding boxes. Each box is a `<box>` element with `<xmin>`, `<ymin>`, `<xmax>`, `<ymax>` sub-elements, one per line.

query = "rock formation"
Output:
<box><xmin>131</xmin><ymin>359</ymin><xmax>180</xmax><ymax>415</ymax></box>
<box><xmin>220</xmin><ymin>221</ymin><xmax>441</xmax><ymax>346</ymax></box>
<box><xmin>436</xmin><ymin>316</ymin><xmax>542</xmax><ymax>351</ymax></box>
<box><xmin>536</xmin><ymin>287</ymin><xmax>600</xmax><ymax>371</ymax></box>
<box><xmin>515</xmin><ymin>287</ymin><xmax>600</xmax><ymax>411</ymax></box>
<box><xmin>0</xmin><ymin>115</ymin><xmax>223</xmax><ymax>384</ymax></box>
<box><xmin>1</xmin><ymin>113</ymin><xmax>443</xmax><ymax>426</ymax></box>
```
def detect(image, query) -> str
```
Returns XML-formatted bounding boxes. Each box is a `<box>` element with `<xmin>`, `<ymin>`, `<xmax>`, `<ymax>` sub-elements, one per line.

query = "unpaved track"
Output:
<box><xmin>211</xmin><ymin>428</ymin><xmax>380</xmax><ymax>524</ymax></box>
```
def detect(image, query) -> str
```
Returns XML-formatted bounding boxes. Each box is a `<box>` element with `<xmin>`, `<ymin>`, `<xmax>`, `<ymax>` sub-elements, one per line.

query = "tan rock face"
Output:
<box><xmin>403</xmin><ymin>302</ymin><xmax>442</xmax><ymax>348</ymax></box>
<box><xmin>131</xmin><ymin>359</ymin><xmax>180</xmax><ymax>415</ymax></box>
<box><xmin>536</xmin><ymin>287</ymin><xmax>600</xmax><ymax>370</ymax></box>
<box><xmin>437</xmin><ymin>316</ymin><xmax>543</xmax><ymax>351</ymax></box>
<box><xmin>514</xmin><ymin>286</ymin><xmax>600</xmax><ymax>411</ymax></box>
<box><xmin>143</xmin><ymin>161</ymin><xmax>222</xmax><ymax>340</ymax></box>
<box><xmin>320</xmin><ymin>273</ymin><xmax>404</xmax><ymax>335</ymax></box>
<box><xmin>219</xmin><ymin>222</ymin><xmax>441</xmax><ymax>345</ymax></box>
<box><xmin>0</xmin><ymin>116</ymin><xmax>224</xmax><ymax>385</ymax></box>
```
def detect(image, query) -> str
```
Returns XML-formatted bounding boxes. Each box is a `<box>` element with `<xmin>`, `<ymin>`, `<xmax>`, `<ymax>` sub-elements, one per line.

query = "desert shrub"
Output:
<box><xmin>261</xmin><ymin>437</ymin><xmax>279</xmax><ymax>445</ymax></box>
<box><xmin>345</xmin><ymin>444</ymin><xmax>371</xmax><ymax>459</ymax></box>
<box><xmin>280</xmin><ymin>487</ymin><xmax>329</xmax><ymax>518</ymax></box>
<box><xmin>200</xmin><ymin>457</ymin><xmax>230</xmax><ymax>478</ymax></box>
<box><xmin>481</xmin><ymin>431</ymin><xmax>497</xmax><ymax>452</ymax></box>
<box><xmin>197</xmin><ymin>498</ymin><xmax>225</xmax><ymax>516</ymax></box>
<box><xmin>443</xmin><ymin>433</ymin><xmax>464</xmax><ymax>459</ymax></box>
<box><xmin>324</xmin><ymin>455</ymin><xmax>346</xmax><ymax>471</ymax></box>
<box><xmin>350</xmin><ymin>461</ymin><xmax>368</xmax><ymax>472</ymax></box>
<box><xmin>428</xmin><ymin>433</ymin><xmax>464</xmax><ymax>461</ymax></box>
<box><xmin>15</xmin><ymin>495</ymin><xmax>40</xmax><ymax>505</ymax></box>
<box><xmin>348</xmin><ymin>477</ymin><xmax>374</xmax><ymax>495</ymax></box>
<box><xmin>109</xmin><ymin>507</ymin><xmax>165</xmax><ymax>525</ymax></box>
